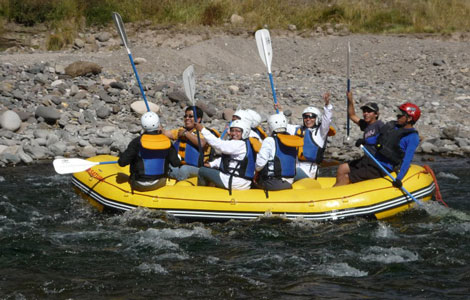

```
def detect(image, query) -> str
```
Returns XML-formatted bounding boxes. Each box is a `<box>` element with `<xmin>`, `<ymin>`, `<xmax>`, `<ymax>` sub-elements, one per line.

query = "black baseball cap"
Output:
<box><xmin>360</xmin><ymin>102</ymin><xmax>379</xmax><ymax>112</ymax></box>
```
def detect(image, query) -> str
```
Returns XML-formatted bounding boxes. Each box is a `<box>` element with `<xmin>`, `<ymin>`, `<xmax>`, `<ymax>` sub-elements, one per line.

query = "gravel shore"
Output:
<box><xmin>1</xmin><ymin>30</ymin><xmax>469</xmax><ymax>167</ymax></box>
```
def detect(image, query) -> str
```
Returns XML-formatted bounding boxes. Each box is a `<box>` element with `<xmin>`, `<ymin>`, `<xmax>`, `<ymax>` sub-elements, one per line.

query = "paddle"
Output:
<box><xmin>255</xmin><ymin>29</ymin><xmax>279</xmax><ymax>114</ymax></box>
<box><xmin>112</xmin><ymin>12</ymin><xmax>150</xmax><ymax>112</ymax></box>
<box><xmin>53</xmin><ymin>158</ymin><xmax>117</xmax><ymax>175</ymax></box>
<box><xmin>360</xmin><ymin>145</ymin><xmax>422</xmax><ymax>206</ymax></box>
<box><xmin>182</xmin><ymin>65</ymin><xmax>204</xmax><ymax>167</ymax></box>
<box><xmin>346</xmin><ymin>41</ymin><xmax>351</xmax><ymax>140</ymax></box>
<box><xmin>220</xmin><ymin>121</ymin><xmax>231</xmax><ymax>139</ymax></box>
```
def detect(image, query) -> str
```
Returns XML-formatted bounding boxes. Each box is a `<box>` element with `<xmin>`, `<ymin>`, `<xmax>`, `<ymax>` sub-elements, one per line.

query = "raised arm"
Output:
<box><xmin>347</xmin><ymin>91</ymin><xmax>361</xmax><ymax>125</ymax></box>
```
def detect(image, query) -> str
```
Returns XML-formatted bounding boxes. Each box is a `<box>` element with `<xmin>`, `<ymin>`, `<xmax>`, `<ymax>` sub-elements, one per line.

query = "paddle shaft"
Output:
<box><xmin>268</xmin><ymin>73</ymin><xmax>280</xmax><ymax>114</ymax></box>
<box><xmin>127</xmin><ymin>51</ymin><xmax>150</xmax><ymax>112</ymax></box>
<box><xmin>192</xmin><ymin>106</ymin><xmax>204</xmax><ymax>167</ymax></box>
<box><xmin>346</xmin><ymin>42</ymin><xmax>351</xmax><ymax>137</ymax></box>
<box><xmin>220</xmin><ymin>121</ymin><xmax>232</xmax><ymax>139</ymax></box>
<box><xmin>360</xmin><ymin>145</ymin><xmax>421</xmax><ymax>205</ymax></box>
<box><xmin>99</xmin><ymin>161</ymin><xmax>118</xmax><ymax>165</ymax></box>
<box><xmin>113</xmin><ymin>12</ymin><xmax>150</xmax><ymax>112</ymax></box>
<box><xmin>346</xmin><ymin>78</ymin><xmax>350</xmax><ymax>137</ymax></box>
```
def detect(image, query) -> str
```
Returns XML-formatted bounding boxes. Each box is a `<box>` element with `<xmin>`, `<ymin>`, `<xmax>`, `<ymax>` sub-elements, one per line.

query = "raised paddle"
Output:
<box><xmin>112</xmin><ymin>12</ymin><xmax>150</xmax><ymax>112</ymax></box>
<box><xmin>255</xmin><ymin>29</ymin><xmax>279</xmax><ymax>114</ymax></box>
<box><xmin>346</xmin><ymin>41</ymin><xmax>351</xmax><ymax>141</ymax></box>
<box><xmin>360</xmin><ymin>145</ymin><xmax>422</xmax><ymax>206</ymax></box>
<box><xmin>53</xmin><ymin>158</ymin><xmax>117</xmax><ymax>175</ymax></box>
<box><xmin>182</xmin><ymin>65</ymin><xmax>204</xmax><ymax>167</ymax></box>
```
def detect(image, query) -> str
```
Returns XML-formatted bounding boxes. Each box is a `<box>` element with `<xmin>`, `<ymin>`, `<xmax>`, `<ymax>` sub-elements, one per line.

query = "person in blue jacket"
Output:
<box><xmin>335</xmin><ymin>102</ymin><xmax>421</xmax><ymax>187</ymax></box>
<box><xmin>118</xmin><ymin>112</ymin><xmax>181</xmax><ymax>191</ymax></box>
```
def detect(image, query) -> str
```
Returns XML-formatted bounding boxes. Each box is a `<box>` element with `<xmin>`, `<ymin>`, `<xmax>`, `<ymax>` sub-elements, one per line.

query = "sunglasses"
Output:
<box><xmin>396</xmin><ymin>110</ymin><xmax>408</xmax><ymax>118</ymax></box>
<box><xmin>183</xmin><ymin>114</ymin><xmax>194</xmax><ymax>119</ymax></box>
<box><xmin>303</xmin><ymin>114</ymin><xmax>317</xmax><ymax>119</ymax></box>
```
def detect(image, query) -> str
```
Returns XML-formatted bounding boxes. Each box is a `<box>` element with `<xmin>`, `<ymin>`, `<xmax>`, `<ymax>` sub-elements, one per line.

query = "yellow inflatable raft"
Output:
<box><xmin>72</xmin><ymin>155</ymin><xmax>436</xmax><ymax>221</ymax></box>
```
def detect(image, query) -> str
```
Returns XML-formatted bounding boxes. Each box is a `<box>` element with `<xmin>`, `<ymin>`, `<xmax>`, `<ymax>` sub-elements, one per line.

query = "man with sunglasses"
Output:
<box><xmin>335</xmin><ymin>102</ymin><xmax>421</xmax><ymax>187</ymax></box>
<box><xmin>163</xmin><ymin>106</ymin><xmax>208</xmax><ymax>180</ymax></box>
<box><xmin>334</xmin><ymin>91</ymin><xmax>384</xmax><ymax>186</ymax></box>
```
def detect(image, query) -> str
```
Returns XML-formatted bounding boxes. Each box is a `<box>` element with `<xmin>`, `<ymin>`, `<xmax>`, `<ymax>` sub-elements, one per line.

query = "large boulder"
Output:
<box><xmin>35</xmin><ymin>106</ymin><xmax>61</xmax><ymax>123</ymax></box>
<box><xmin>130</xmin><ymin>101</ymin><xmax>160</xmax><ymax>115</ymax></box>
<box><xmin>65</xmin><ymin>61</ymin><xmax>102</xmax><ymax>77</ymax></box>
<box><xmin>0</xmin><ymin>110</ymin><xmax>22</xmax><ymax>131</ymax></box>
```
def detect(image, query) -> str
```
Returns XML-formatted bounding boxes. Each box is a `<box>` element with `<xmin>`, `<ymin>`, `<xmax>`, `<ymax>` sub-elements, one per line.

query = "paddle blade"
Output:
<box><xmin>182</xmin><ymin>65</ymin><xmax>196</xmax><ymax>104</ymax></box>
<box><xmin>255</xmin><ymin>29</ymin><xmax>273</xmax><ymax>73</ymax></box>
<box><xmin>112</xmin><ymin>12</ymin><xmax>130</xmax><ymax>50</ymax></box>
<box><xmin>53</xmin><ymin>158</ymin><xmax>99</xmax><ymax>174</ymax></box>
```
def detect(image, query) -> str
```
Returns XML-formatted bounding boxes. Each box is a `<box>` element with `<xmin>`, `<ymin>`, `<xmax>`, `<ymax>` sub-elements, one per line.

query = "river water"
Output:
<box><xmin>1</xmin><ymin>156</ymin><xmax>469</xmax><ymax>299</ymax></box>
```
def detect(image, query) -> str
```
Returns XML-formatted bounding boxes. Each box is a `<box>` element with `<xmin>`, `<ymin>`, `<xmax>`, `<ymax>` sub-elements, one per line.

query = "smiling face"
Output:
<box><xmin>362</xmin><ymin>108</ymin><xmax>378</xmax><ymax>124</ymax></box>
<box><xmin>229</xmin><ymin>127</ymin><xmax>243</xmax><ymax>140</ymax></box>
<box><xmin>302</xmin><ymin>113</ymin><xmax>317</xmax><ymax>128</ymax></box>
<box><xmin>183</xmin><ymin>112</ymin><xmax>196</xmax><ymax>129</ymax></box>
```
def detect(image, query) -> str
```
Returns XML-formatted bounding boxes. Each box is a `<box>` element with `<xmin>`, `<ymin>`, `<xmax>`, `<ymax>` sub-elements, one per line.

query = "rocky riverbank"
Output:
<box><xmin>1</xmin><ymin>29</ymin><xmax>470</xmax><ymax>167</ymax></box>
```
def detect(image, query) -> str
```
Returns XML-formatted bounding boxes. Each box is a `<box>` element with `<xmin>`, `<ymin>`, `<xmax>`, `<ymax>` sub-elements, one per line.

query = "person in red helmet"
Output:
<box><xmin>334</xmin><ymin>102</ymin><xmax>421</xmax><ymax>186</ymax></box>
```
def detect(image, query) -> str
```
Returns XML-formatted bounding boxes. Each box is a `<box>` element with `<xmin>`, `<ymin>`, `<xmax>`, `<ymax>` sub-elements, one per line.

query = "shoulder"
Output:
<box><xmin>359</xmin><ymin>119</ymin><xmax>367</xmax><ymax>131</ymax></box>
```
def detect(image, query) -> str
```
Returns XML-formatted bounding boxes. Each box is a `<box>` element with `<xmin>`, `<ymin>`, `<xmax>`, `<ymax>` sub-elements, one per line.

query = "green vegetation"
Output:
<box><xmin>1</xmin><ymin>0</ymin><xmax>470</xmax><ymax>49</ymax></box>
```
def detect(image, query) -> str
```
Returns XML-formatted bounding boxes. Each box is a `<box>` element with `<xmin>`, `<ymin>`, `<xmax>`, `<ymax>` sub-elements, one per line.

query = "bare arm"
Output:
<box><xmin>347</xmin><ymin>91</ymin><xmax>361</xmax><ymax>125</ymax></box>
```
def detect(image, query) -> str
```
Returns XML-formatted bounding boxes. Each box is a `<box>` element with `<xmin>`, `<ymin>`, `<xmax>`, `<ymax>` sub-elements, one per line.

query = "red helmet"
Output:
<box><xmin>398</xmin><ymin>102</ymin><xmax>421</xmax><ymax>123</ymax></box>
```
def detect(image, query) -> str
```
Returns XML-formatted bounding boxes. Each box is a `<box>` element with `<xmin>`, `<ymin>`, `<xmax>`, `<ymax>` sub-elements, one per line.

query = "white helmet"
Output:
<box><xmin>141</xmin><ymin>112</ymin><xmax>160</xmax><ymax>132</ymax></box>
<box><xmin>245</xmin><ymin>109</ymin><xmax>262</xmax><ymax>128</ymax></box>
<box><xmin>302</xmin><ymin>107</ymin><xmax>322</xmax><ymax>126</ymax></box>
<box><xmin>230</xmin><ymin>119</ymin><xmax>251</xmax><ymax>139</ymax></box>
<box><xmin>233</xmin><ymin>109</ymin><xmax>250</xmax><ymax>122</ymax></box>
<box><xmin>268</xmin><ymin>113</ymin><xmax>287</xmax><ymax>133</ymax></box>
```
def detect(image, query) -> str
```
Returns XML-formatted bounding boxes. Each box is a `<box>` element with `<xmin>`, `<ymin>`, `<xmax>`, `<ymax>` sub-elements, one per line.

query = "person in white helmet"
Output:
<box><xmin>195</xmin><ymin>120</ymin><xmax>256</xmax><ymax>193</ymax></box>
<box><xmin>245</xmin><ymin>109</ymin><xmax>268</xmax><ymax>140</ymax></box>
<box><xmin>255</xmin><ymin>113</ymin><xmax>303</xmax><ymax>191</ymax></box>
<box><xmin>118</xmin><ymin>112</ymin><xmax>181</xmax><ymax>191</ymax></box>
<box><xmin>278</xmin><ymin>92</ymin><xmax>333</xmax><ymax>180</ymax></box>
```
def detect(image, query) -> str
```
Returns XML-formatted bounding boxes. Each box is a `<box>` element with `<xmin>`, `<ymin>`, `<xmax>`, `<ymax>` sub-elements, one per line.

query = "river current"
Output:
<box><xmin>1</xmin><ymin>156</ymin><xmax>469</xmax><ymax>299</ymax></box>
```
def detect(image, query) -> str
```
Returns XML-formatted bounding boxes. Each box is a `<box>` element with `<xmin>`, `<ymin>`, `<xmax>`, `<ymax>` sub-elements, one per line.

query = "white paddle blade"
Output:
<box><xmin>255</xmin><ymin>29</ymin><xmax>273</xmax><ymax>73</ymax></box>
<box><xmin>112</xmin><ymin>12</ymin><xmax>130</xmax><ymax>50</ymax></box>
<box><xmin>53</xmin><ymin>158</ymin><xmax>98</xmax><ymax>174</ymax></box>
<box><xmin>182</xmin><ymin>65</ymin><xmax>196</xmax><ymax>104</ymax></box>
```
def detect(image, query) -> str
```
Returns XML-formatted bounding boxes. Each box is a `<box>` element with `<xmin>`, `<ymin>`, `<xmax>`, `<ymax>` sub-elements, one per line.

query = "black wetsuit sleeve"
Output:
<box><xmin>168</xmin><ymin>145</ymin><xmax>182</xmax><ymax>168</ymax></box>
<box><xmin>118</xmin><ymin>137</ymin><xmax>140</xmax><ymax>167</ymax></box>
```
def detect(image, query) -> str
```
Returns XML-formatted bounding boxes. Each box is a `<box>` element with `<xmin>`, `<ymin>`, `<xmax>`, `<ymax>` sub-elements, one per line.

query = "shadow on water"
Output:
<box><xmin>0</xmin><ymin>157</ymin><xmax>469</xmax><ymax>298</ymax></box>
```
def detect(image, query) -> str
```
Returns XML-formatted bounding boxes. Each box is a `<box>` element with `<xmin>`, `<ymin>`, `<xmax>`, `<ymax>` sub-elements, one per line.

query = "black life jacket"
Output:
<box><xmin>375</xmin><ymin>121</ymin><xmax>418</xmax><ymax>166</ymax></box>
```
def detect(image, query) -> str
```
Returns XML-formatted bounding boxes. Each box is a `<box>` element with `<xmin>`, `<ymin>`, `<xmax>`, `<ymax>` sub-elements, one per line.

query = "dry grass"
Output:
<box><xmin>1</xmin><ymin>0</ymin><xmax>470</xmax><ymax>49</ymax></box>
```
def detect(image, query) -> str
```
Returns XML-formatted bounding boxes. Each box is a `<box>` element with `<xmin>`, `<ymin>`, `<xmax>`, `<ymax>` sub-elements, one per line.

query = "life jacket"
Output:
<box><xmin>295</xmin><ymin>126</ymin><xmax>330</xmax><ymax>164</ymax></box>
<box><xmin>173</xmin><ymin>127</ymin><xmax>220</xmax><ymax>166</ymax></box>
<box><xmin>219</xmin><ymin>139</ymin><xmax>256</xmax><ymax>180</ymax></box>
<box><xmin>252</xmin><ymin>126</ymin><xmax>268</xmax><ymax>140</ymax></box>
<box><xmin>219</xmin><ymin>139</ymin><xmax>256</xmax><ymax>195</ymax></box>
<box><xmin>139</xmin><ymin>134</ymin><xmax>171</xmax><ymax>176</ymax></box>
<box><xmin>261</xmin><ymin>133</ymin><xmax>302</xmax><ymax>179</ymax></box>
<box><xmin>375</xmin><ymin>121</ymin><xmax>418</xmax><ymax>166</ymax></box>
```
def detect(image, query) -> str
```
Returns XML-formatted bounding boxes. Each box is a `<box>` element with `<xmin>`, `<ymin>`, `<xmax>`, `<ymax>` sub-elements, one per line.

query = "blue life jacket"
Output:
<box><xmin>295</xmin><ymin>126</ymin><xmax>325</xmax><ymax>164</ymax></box>
<box><xmin>139</xmin><ymin>134</ymin><xmax>171</xmax><ymax>176</ymax></box>
<box><xmin>173</xmin><ymin>136</ymin><xmax>200</xmax><ymax>167</ymax></box>
<box><xmin>261</xmin><ymin>134</ymin><xmax>297</xmax><ymax>179</ymax></box>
